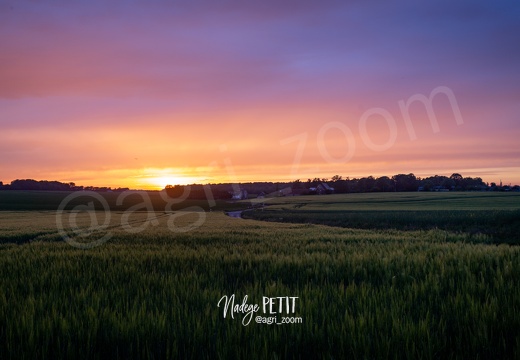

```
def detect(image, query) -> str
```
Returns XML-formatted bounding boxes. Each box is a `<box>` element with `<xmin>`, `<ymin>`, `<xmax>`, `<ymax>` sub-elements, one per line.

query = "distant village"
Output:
<box><xmin>1</xmin><ymin>173</ymin><xmax>518</xmax><ymax>200</ymax></box>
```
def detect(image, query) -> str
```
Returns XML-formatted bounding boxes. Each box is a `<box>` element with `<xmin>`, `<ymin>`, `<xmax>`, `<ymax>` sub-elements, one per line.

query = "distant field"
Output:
<box><xmin>247</xmin><ymin>191</ymin><xmax>520</xmax><ymax>210</ymax></box>
<box><xmin>0</xmin><ymin>192</ymin><xmax>519</xmax><ymax>359</ymax></box>
<box><xmin>0</xmin><ymin>190</ymin><xmax>248</xmax><ymax>212</ymax></box>
<box><xmin>1</xmin><ymin>189</ymin><xmax>517</xmax><ymax>211</ymax></box>
<box><xmin>243</xmin><ymin>192</ymin><xmax>520</xmax><ymax>245</ymax></box>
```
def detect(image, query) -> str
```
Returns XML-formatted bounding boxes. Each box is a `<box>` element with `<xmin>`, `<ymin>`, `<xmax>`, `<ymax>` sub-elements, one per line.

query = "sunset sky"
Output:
<box><xmin>1</xmin><ymin>0</ymin><xmax>519</xmax><ymax>189</ymax></box>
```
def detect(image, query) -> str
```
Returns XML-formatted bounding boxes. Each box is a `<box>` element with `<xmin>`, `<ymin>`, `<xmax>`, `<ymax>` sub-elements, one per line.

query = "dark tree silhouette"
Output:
<box><xmin>392</xmin><ymin>174</ymin><xmax>418</xmax><ymax>192</ymax></box>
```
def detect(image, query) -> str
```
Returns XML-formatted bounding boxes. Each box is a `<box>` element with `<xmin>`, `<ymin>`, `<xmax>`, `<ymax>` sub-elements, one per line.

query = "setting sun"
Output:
<box><xmin>139</xmin><ymin>168</ymin><xmax>206</xmax><ymax>190</ymax></box>
<box><xmin>148</xmin><ymin>176</ymin><xmax>184</xmax><ymax>189</ymax></box>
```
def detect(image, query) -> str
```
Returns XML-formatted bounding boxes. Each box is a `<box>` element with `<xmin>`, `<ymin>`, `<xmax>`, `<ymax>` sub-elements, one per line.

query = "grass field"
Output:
<box><xmin>0</xmin><ymin>192</ymin><xmax>519</xmax><ymax>359</ymax></box>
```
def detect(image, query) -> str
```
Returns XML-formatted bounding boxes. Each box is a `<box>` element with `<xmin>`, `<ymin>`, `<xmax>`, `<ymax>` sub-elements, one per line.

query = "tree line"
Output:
<box><xmin>0</xmin><ymin>179</ymin><xmax>128</xmax><ymax>192</ymax></box>
<box><xmin>1</xmin><ymin>173</ymin><xmax>518</xmax><ymax>195</ymax></box>
<box><xmin>300</xmin><ymin>173</ymin><xmax>490</xmax><ymax>193</ymax></box>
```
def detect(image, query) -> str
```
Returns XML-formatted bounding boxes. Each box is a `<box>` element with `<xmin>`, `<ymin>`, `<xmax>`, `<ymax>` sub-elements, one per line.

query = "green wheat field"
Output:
<box><xmin>1</xmin><ymin>192</ymin><xmax>519</xmax><ymax>359</ymax></box>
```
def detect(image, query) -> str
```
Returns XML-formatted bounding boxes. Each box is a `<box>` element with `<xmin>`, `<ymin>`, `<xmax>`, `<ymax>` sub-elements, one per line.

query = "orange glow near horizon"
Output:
<box><xmin>1</xmin><ymin>109</ymin><xmax>520</xmax><ymax>189</ymax></box>
<box><xmin>1</xmin><ymin>108</ymin><xmax>520</xmax><ymax>188</ymax></box>
<box><xmin>4</xmin><ymin>161</ymin><xmax>519</xmax><ymax>191</ymax></box>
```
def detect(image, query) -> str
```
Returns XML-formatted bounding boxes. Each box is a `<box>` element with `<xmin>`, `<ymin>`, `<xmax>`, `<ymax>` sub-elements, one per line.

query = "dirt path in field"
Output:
<box><xmin>225</xmin><ymin>204</ymin><xmax>271</xmax><ymax>219</ymax></box>
<box><xmin>226</xmin><ymin>210</ymin><xmax>244</xmax><ymax>218</ymax></box>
